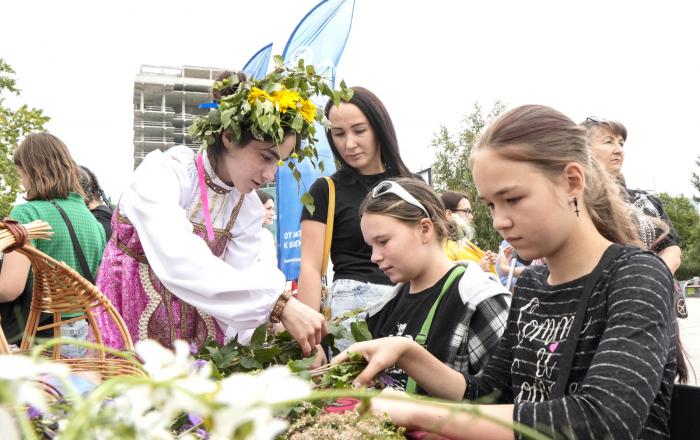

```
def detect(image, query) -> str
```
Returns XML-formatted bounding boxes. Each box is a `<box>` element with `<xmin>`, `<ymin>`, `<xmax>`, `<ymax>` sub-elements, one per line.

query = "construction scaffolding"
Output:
<box><xmin>132</xmin><ymin>65</ymin><xmax>229</xmax><ymax>168</ymax></box>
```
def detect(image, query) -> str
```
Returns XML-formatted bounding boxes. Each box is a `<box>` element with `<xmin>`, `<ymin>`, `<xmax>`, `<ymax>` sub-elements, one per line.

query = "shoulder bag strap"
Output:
<box><xmin>50</xmin><ymin>200</ymin><xmax>96</xmax><ymax>284</ymax></box>
<box><xmin>321</xmin><ymin>176</ymin><xmax>335</xmax><ymax>277</ymax></box>
<box><xmin>550</xmin><ymin>243</ymin><xmax>624</xmax><ymax>398</ymax></box>
<box><xmin>319</xmin><ymin>177</ymin><xmax>336</xmax><ymax>318</ymax></box>
<box><xmin>406</xmin><ymin>265</ymin><xmax>467</xmax><ymax>394</ymax></box>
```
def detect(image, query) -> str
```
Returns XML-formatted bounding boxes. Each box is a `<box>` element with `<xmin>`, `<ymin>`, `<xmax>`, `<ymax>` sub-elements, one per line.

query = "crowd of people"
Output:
<box><xmin>0</xmin><ymin>61</ymin><xmax>689</xmax><ymax>439</ymax></box>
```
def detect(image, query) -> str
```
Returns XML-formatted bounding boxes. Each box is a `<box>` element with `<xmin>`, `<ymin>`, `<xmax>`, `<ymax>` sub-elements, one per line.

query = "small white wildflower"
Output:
<box><xmin>0</xmin><ymin>354</ymin><xmax>70</xmax><ymax>412</ymax></box>
<box><xmin>136</xmin><ymin>339</ymin><xmax>192</xmax><ymax>382</ymax></box>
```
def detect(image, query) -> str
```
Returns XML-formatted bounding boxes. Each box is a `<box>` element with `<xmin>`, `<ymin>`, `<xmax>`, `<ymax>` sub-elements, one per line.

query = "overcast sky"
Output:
<box><xmin>2</xmin><ymin>0</ymin><xmax>699</xmax><ymax>202</ymax></box>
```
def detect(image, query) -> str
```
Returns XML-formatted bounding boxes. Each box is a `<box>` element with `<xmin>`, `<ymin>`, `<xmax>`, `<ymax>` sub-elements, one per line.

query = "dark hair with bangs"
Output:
<box><xmin>440</xmin><ymin>190</ymin><xmax>470</xmax><ymax>212</ymax></box>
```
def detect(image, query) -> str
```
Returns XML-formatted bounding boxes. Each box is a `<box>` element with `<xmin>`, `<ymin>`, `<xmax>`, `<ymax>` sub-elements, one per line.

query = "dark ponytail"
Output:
<box><xmin>79</xmin><ymin>165</ymin><xmax>110</xmax><ymax>207</ymax></box>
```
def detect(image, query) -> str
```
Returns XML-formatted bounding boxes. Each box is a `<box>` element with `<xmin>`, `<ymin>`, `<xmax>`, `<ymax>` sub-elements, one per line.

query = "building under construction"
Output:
<box><xmin>132</xmin><ymin>65</ymin><xmax>227</xmax><ymax>168</ymax></box>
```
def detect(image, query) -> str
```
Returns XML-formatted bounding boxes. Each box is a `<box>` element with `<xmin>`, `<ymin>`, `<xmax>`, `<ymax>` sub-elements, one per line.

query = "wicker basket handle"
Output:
<box><xmin>0</xmin><ymin>217</ymin><xmax>28</xmax><ymax>253</ymax></box>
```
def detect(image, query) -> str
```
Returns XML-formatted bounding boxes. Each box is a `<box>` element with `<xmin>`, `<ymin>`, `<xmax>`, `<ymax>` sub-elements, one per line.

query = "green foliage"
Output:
<box><xmin>691</xmin><ymin>155</ymin><xmax>700</xmax><ymax>204</ymax></box>
<box><xmin>197</xmin><ymin>323</ymin><xmax>316</xmax><ymax>379</ymax></box>
<box><xmin>312</xmin><ymin>351</ymin><xmax>367</xmax><ymax>389</ymax></box>
<box><xmin>350</xmin><ymin>320</ymin><xmax>372</xmax><ymax>343</ymax></box>
<box><xmin>431</xmin><ymin>101</ymin><xmax>506</xmax><ymax>251</ymax></box>
<box><xmin>196</xmin><ymin>308</ymin><xmax>368</xmax><ymax>379</ymax></box>
<box><xmin>0</xmin><ymin>59</ymin><xmax>49</xmax><ymax>217</ymax></box>
<box><xmin>658</xmin><ymin>192</ymin><xmax>700</xmax><ymax>280</ymax></box>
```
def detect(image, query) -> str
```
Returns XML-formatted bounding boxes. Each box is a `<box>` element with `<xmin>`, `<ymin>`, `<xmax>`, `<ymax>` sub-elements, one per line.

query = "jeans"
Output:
<box><xmin>61</xmin><ymin>318</ymin><xmax>88</xmax><ymax>358</ymax></box>
<box><xmin>327</xmin><ymin>279</ymin><xmax>394</xmax><ymax>355</ymax></box>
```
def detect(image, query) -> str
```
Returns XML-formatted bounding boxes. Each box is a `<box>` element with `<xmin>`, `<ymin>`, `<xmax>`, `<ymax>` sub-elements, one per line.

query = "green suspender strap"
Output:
<box><xmin>405</xmin><ymin>265</ymin><xmax>466</xmax><ymax>394</ymax></box>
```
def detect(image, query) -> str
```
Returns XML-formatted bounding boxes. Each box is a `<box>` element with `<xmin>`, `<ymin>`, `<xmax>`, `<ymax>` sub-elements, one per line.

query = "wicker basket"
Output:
<box><xmin>16</xmin><ymin>245</ymin><xmax>144</xmax><ymax>379</ymax></box>
<box><xmin>0</xmin><ymin>316</ymin><xmax>11</xmax><ymax>354</ymax></box>
<box><xmin>1</xmin><ymin>218</ymin><xmax>143</xmax><ymax>380</ymax></box>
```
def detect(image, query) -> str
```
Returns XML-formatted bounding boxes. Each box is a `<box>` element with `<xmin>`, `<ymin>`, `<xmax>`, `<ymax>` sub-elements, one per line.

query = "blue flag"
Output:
<box><xmin>276</xmin><ymin>0</ymin><xmax>355</xmax><ymax>280</ymax></box>
<box><xmin>242</xmin><ymin>43</ymin><xmax>273</xmax><ymax>80</ymax></box>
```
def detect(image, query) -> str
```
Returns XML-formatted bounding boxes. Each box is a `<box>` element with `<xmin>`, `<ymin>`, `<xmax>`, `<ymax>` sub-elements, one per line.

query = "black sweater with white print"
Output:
<box><xmin>464</xmin><ymin>246</ymin><xmax>676</xmax><ymax>440</ymax></box>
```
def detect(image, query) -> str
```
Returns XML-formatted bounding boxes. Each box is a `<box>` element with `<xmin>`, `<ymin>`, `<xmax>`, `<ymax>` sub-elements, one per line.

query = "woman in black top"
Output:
<box><xmin>298</xmin><ymin>87</ymin><xmax>413</xmax><ymax>357</ymax></box>
<box><xmin>335</xmin><ymin>105</ymin><xmax>680</xmax><ymax>439</ymax></box>
<box><xmin>80</xmin><ymin>165</ymin><xmax>114</xmax><ymax>240</ymax></box>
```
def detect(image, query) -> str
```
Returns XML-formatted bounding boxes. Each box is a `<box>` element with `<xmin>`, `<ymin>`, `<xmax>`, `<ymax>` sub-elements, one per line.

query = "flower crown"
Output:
<box><xmin>189</xmin><ymin>56</ymin><xmax>353</xmax><ymax>170</ymax></box>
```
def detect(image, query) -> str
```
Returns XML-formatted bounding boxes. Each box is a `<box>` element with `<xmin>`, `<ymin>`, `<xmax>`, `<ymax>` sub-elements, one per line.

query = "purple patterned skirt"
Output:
<box><xmin>94</xmin><ymin>211</ymin><xmax>227</xmax><ymax>350</ymax></box>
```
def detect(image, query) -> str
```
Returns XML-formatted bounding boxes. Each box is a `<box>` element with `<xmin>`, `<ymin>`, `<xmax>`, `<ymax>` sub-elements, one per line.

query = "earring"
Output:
<box><xmin>573</xmin><ymin>197</ymin><xmax>580</xmax><ymax>217</ymax></box>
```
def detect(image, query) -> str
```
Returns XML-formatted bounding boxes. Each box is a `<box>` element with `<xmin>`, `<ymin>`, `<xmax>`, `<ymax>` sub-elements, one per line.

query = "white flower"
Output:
<box><xmin>0</xmin><ymin>408</ymin><xmax>21</xmax><ymax>440</ymax></box>
<box><xmin>210</xmin><ymin>366</ymin><xmax>310</xmax><ymax>439</ymax></box>
<box><xmin>136</xmin><ymin>339</ymin><xmax>192</xmax><ymax>382</ymax></box>
<box><xmin>87</xmin><ymin>340</ymin><xmax>220</xmax><ymax>438</ymax></box>
<box><xmin>256</xmin><ymin>366</ymin><xmax>311</xmax><ymax>404</ymax></box>
<box><xmin>0</xmin><ymin>354</ymin><xmax>69</xmax><ymax>412</ymax></box>
<box><xmin>211</xmin><ymin>407</ymin><xmax>288</xmax><ymax>440</ymax></box>
<box><xmin>0</xmin><ymin>353</ymin><xmax>69</xmax><ymax>380</ymax></box>
<box><xmin>215</xmin><ymin>366</ymin><xmax>310</xmax><ymax>408</ymax></box>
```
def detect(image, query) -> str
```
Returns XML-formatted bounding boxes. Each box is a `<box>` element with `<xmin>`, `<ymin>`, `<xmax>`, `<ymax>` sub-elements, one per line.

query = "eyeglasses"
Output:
<box><xmin>371</xmin><ymin>180</ymin><xmax>429</xmax><ymax>217</ymax></box>
<box><xmin>454</xmin><ymin>208</ymin><xmax>473</xmax><ymax>215</ymax></box>
<box><xmin>584</xmin><ymin>116</ymin><xmax>607</xmax><ymax>124</ymax></box>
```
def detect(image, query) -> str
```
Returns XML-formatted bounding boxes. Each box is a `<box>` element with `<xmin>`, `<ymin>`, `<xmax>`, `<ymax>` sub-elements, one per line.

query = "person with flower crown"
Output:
<box><xmin>94</xmin><ymin>59</ymin><xmax>351</xmax><ymax>355</ymax></box>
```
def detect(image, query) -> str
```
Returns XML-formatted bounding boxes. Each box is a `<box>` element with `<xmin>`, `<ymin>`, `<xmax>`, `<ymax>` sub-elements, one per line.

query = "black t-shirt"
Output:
<box><xmin>91</xmin><ymin>205</ymin><xmax>113</xmax><ymax>241</ymax></box>
<box><xmin>0</xmin><ymin>259</ymin><xmax>51</xmax><ymax>344</ymax></box>
<box><xmin>0</xmin><ymin>257</ymin><xmax>31</xmax><ymax>344</ymax></box>
<box><xmin>301</xmin><ymin>169</ymin><xmax>392</xmax><ymax>285</ymax></box>
<box><xmin>367</xmin><ymin>267</ymin><xmax>463</xmax><ymax>390</ymax></box>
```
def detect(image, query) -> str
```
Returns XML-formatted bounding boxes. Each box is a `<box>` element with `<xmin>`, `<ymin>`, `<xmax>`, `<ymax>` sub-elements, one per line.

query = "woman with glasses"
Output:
<box><xmin>335</xmin><ymin>105</ymin><xmax>680</xmax><ymax>439</ymax></box>
<box><xmin>298</xmin><ymin>87</ymin><xmax>414</xmax><ymax>358</ymax></box>
<box><xmin>440</xmin><ymin>190</ymin><xmax>497</xmax><ymax>273</ymax></box>
<box><xmin>360</xmin><ymin>178</ymin><xmax>510</xmax><ymax>392</ymax></box>
<box><xmin>581</xmin><ymin>116</ymin><xmax>682</xmax><ymax>275</ymax></box>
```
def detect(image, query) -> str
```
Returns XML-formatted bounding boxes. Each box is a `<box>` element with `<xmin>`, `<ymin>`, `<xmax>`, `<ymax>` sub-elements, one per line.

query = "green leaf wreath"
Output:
<box><xmin>188</xmin><ymin>55</ymin><xmax>353</xmax><ymax>214</ymax></box>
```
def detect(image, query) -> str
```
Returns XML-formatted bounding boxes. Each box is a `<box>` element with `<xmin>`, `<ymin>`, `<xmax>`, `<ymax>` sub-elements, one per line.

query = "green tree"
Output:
<box><xmin>431</xmin><ymin>101</ymin><xmax>506</xmax><ymax>251</ymax></box>
<box><xmin>0</xmin><ymin>59</ymin><xmax>50</xmax><ymax>217</ymax></box>
<box><xmin>691</xmin><ymin>155</ymin><xmax>700</xmax><ymax>203</ymax></box>
<box><xmin>657</xmin><ymin>192</ymin><xmax>700</xmax><ymax>280</ymax></box>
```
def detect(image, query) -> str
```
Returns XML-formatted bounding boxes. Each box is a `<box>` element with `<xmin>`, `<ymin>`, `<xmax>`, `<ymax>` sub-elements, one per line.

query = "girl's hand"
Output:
<box><xmin>309</xmin><ymin>344</ymin><xmax>327</xmax><ymax>369</ymax></box>
<box><xmin>332</xmin><ymin>337</ymin><xmax>416</xmax><ymax>387</ymax></box>
<box><xmin>280</xmin><ymin>298</ymin><xmax>327</xmax><ymax>356</ymax></box>
<box><xmin>484</xmin><ymin>250</ymin><xmax>498</xmax><ymax>265</ymax></box>
<box><xmin>478</xmin><ymin>256</ymin><xmax>491</xmax><ymax>272</ymax></box>
<box><xmin>370</xmin><ymin>388</ymin><xmax>419</xmax><ymax>430</ymax></box>
<box><xmin>478</xmin><ymin>251</ymin><xmax>497</xmax><ymax>272</ymax></box>
<box><xmin>501</xmin><ymin>245</ymin><xmax>514</xmax><ymax>260</ymax></box>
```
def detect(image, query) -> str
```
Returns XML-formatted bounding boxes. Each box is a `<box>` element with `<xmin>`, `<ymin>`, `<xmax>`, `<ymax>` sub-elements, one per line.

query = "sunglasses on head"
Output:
<box><xmin>371</xmin><ymin>180</ymin><xmax>429</xmax><ymax>217</ymax></box>
<box><xmin>585</xmin><ymin>116</ymin><xmax>607</xmax><ymax>124</ymax></box>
